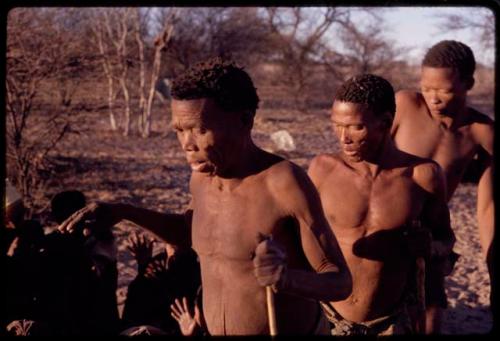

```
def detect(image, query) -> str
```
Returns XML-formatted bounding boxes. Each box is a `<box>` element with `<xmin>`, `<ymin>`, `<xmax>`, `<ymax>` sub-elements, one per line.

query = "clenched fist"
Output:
<box><xmin>252</xmin><ymin>233</ymin><xmax>288</xmax><ymax>292</ymax></box>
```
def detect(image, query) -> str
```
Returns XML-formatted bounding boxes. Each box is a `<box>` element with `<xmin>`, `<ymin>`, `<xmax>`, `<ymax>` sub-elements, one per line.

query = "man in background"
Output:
<box><xmin>391</xmin><ymin>40</ymin><xmax>494</xmax><ymax>333</ymax></box>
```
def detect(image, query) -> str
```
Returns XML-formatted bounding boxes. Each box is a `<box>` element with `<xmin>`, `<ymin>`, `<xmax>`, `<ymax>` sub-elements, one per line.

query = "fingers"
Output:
<box><xmin>144</xmin><ymin>258</ymin><xmax>166</xmax><ymax>279</ymax></box>
<box><xmin>126</xmin><ymin>232</ymin><xmax>154</xmax><ymax>254</ymax></box>
<box><xmin>126</xmin><ymin>232</ymin><xmax>139</xmax><ymax>252</ymax></box>
<box><xmin>253</xmin><ymin>239</ymin><xmax>287</xmax><ymax>288</ymax></box>
<box><xmin>58</xmin><ymin>203</ymin><xmax>98</xmax><ymax>234</ymax></box>
<box><xmin>58</xmin><ymin>207</ymin><xmax>87</xmax><ymax>234</ymax></box>
<box><xmin>253</xmin><ymin>264</ymin><xmax>285</xmax><ymax>286</ymax></box>
<box><xmin>255</xmin><ymin>239</ymin><xmax>285</xmax><ymax>256</ymax></box>
<box><xmin>182</xmin><ymin>296</ymin><xmax>190</xmax><ymax>313</ymax></box>
<box><xmin>171</xmin><ymin>298</ymin><xmax>184</xmax><ymax>321</ymax></box>
<box><xmin>175</xmin><ymin>297</ymin><xmax>186</xmax><ymax>314</ymax></box>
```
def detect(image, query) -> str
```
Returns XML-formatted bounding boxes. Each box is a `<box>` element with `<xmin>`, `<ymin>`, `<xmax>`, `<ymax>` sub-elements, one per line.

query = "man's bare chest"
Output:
<box><xmin>322</xmin><ymin>172</ymin><xmax>425</xmax><ymax>231</ymax></box>
<box><xmin>399</xmin><ymin>118</ymin><xmax>477</xmax><ymax>166</ymax></box>
<box><xmin>190</xmin><ymin>185</ymin><xmax>281</xmax><ymax>260</ymax></box>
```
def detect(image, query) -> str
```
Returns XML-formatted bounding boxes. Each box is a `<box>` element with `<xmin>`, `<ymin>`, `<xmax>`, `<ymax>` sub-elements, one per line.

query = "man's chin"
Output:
<box><xmin>343</xmin><ymin>152</ymin><xmax>363</xmax><ymax>162</ymax></box>
<box><xmin>190</xmin><ymin>161</ymin><xmax>216</xmax><ymax>173</ymax></box>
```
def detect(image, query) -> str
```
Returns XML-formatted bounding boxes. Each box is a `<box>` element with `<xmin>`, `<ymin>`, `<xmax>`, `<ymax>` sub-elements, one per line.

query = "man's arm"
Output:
<box><xmin>390</xmin><ymin>91</ymin><xmax>406</xmax><ymax>137</ymax></box>
<box><xmin>255</xmin><ymin>162</ymin><xmax>352</xmax><ymax>302</ymax></box>
<box><xmin>415</xmin><ymin>161</ymin><xmax>455</xmax><ymax>258</ymax></box>
<box><xmin>59</xmin><ymin>202</ymin><xmax>192</xmax><ymax>248</ymax></box>
<box><xmin>475</xmin><ymin>121</ymin><xmax>494</xmax><ymax>259</ymax></box>
<box><xmin>307</xmin><ymin>154</ymin><xmax>331</xmax><ymax>191</ymax></box>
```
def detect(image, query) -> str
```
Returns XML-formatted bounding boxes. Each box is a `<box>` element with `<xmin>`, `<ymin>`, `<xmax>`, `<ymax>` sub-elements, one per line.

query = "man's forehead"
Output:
<box><xmin>171</xmin><ymin>98</ymin><xmax>221</xmax><ymax>120</ymax></box>
<box><xmin>332</xmin><ymin>101</ymin><xmax>370</xmax><ymax>115</ymax></box>
<box><xmin>331</xmin><ymin>102</ymin><xmax>377</xmax><ymax>123</ymax></box>
<box><xmin>172</xmin><ymin>98</ymin><xmax>213</xmax><ymax>112</ymax></box>
<box><xmin>421</xmin><ymin>66</ymin><xmax>460</xmax><ymax>81</ymax></box>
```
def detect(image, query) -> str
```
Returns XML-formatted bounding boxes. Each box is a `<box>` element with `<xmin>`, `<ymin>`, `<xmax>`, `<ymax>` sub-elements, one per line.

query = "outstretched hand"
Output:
<box><xmin>144</xmin><ymin>257</ymin><xmax>168</xmax><ymax>280</ymax></box>
<box><xmin>253</xmin><ymin>233</ymin><xmax>288</xmax><ymax>292</ymax></box>
<box><xmin>58</xmin><ymin>202</ymin><xmax>119</xmax><ymax>235</ymax></box>
<box><xmin>170</xmin><ymin>297</ymin><xmax>197</xmax><ymax>336</ymax></box>
<box><xmin>126</xmin><ymin>232</ymin><xmax>154</xmax><ymax>271</ymax></box>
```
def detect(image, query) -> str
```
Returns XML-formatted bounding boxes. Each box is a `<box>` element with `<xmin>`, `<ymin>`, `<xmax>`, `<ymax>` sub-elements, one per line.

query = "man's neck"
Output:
<box><xmin>349</xmin><ymin>136</ymin><xmax>395</xmax><ymax>179</ymax></box>
<box><xmin>430</xmin><ymin>106</ymin><xmax>469</xmax><ymax>131</ymax></box>
<box><xmin>211</xmin><ymin>140</ymin><xmax>262</xmax><ymax>191</ymax></box>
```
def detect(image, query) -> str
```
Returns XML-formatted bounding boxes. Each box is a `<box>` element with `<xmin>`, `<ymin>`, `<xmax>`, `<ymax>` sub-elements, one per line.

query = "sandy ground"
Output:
<box><xmin>442</xmin><ymin>184</ymin><xmax>492</xmax><ymax>334</ymax></box>
<box><xmin>38</xmin><ymin>99</ymin><xmax>493</xmax><ymax>335</ymax></box>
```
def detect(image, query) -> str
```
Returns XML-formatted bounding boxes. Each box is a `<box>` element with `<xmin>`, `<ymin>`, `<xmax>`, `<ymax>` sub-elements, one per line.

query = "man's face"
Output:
<box><xmin>331</xmin><ymin>101</ymin><xmax>388</xmax><ymax>162</ymax></box>
<box><xmin>420</xmin><ymin>66</ymin><xmax>469</xmax><ymax>117</ymax></box>
<box><xmin>171</xmin><ymin>98</ymin><xmax>244</xmax><ymax>175</ymax></box>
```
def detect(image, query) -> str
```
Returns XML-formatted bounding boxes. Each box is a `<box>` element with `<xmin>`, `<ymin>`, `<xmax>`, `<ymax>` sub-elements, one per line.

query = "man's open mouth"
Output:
<box><xmin>190</xmin><ymin>160</ymin><xmax>208</xmax><ymax>171</ymax></box>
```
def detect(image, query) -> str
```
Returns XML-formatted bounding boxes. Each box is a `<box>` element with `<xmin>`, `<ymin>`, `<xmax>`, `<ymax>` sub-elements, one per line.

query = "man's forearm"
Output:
<box><xmin>477</xmin><ymin>165</ymin><xmax>494</xmax><ymax>258</ymax></box>
<box><xmin>279</xmin><ymin>268</ymin><xmax>352</xmax><ymax>302</ymax></box>
<box><xmin>478</xmin><ymin>202</ymin><xmax>494</xmax><ymax>259</ymax></box>
<box><xmin>115</xmin><ymin>203</ymin><xmax>190</xmax><ymax>246</ymax></box>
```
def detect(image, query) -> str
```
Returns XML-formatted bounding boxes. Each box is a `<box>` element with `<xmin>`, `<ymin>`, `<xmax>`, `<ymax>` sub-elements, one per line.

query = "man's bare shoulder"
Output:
<box><xmin>265</xmin><ymin>159</ymin><xmax>306</xmax><ymax>185</ymax></box>
<box><xmin>308</xmin><ymin>154</ymin><xmax>343</xmax><ymax>186</ymax></box>
<box><xmin>468</xmin><ymin>108</ymin><xmax>494</xmax><ymax>141</ymax></box>
<box><xmin>264</xmin><ymin>159</ymin><xmax>322</xmax><ymax>197</ymax></box>
<box><xmin>395</xmin><ymin>90</ymin><xmax>426</xmax><ymax>115</ymax></box>
<box><xmin>411</xmin><ymin>158</ymin><xmax>445</xmax><ymax>195</ymax></box>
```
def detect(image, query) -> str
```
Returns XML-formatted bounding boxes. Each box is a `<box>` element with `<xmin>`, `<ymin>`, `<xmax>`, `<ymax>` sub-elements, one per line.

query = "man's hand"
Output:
<box><xmin>253</xmin><ymin>233</ymin><xmax>288</xmax><ymax>292</ymax></box>
<box><xmin>126</xmin><ymin>232</ymin><xmax>154</xmax><ymax>273</ymax></box>
<box><xmin>170</xmin><ymin>297</ymin><xmax>198</xmax><ymax>336</ymax></box>
<box><xmin>144</xmin><ymin>257</ymin><xmax>168</xmax><ymax>280</ymax></box>
<box><xmin>58</xmin><ymin>202</ymin><xmax>120</xmax><ymax>235</ymax></box>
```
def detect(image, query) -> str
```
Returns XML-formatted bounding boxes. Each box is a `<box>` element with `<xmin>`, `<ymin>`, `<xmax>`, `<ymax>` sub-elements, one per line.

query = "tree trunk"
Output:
<box><xmin>135</xmin><ymin>10</ymin><xmax>146</xmax><ymax>135</ymax></box>
<box><xmin>142</xmin><ymin>22</ymin><xmax>174</xmax><ymax>138</ymax></box>
<box><xmin>120</xmin><ymin>77</ymin><xmax>131</xmax><ymax>136</ymax></box>
<box><xmin>142</xmin><ymin>49</ymin><xmax>162</xmax><ymax>138</ymax></box>
<box><xmin>108</xmin><ymin>77</ymin><xmax>117</xmax><ymax>131</ymax></box>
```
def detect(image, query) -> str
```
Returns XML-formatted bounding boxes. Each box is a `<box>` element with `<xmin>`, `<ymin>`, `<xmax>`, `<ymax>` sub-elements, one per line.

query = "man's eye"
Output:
<box><xmin>199</xmin><ymin>127</ymin><xmax>207</xmax><ymax>134</ymax></box>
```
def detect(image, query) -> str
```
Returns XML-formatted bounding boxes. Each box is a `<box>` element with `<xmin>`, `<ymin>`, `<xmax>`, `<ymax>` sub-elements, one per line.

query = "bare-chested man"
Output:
<box><xmin>308</xmin><ymin>74</ymin><xmax>456</xmax><ymax>335</ymax></box>
<box><xmin>391</xmin><ymin>40</ymin><xmax>494</xmax><ymax>333</ymax></box>
<box><xmin>58</xmin><ymin>58</ymin><xmax>352</xmax><ymax>335</ymax></box>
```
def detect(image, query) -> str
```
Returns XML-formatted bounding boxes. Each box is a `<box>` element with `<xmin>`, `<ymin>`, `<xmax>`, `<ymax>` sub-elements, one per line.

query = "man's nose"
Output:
<box><xmin>429</xmin><ymin>92</ymin><xmax>440</xmax><ymax>104</ymax></box>
<box><xmin>340</xmin><ymin>128</ymin><xmax>352</xmax><ymax>143</ymax></box>
<box><xmin>180</xmin><ymin>132</ymin><xmax>198</xmax><ymax>152</ymax></box>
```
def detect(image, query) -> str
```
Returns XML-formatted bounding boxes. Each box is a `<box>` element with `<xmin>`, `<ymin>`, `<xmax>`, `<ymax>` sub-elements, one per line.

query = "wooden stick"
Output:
<box><xmin>266</xmin><ymin>286</ymin><xmax>278</xmax><ymax>336</ymax></box>
<box><xmin>415</xmin><ymin>257</ymin><xmax>426</xmax><ymax>334</ymax></box>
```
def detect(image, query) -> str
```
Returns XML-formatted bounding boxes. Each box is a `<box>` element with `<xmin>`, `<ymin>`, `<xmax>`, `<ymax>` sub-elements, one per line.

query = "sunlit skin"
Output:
<box><xmin>391</xmin><ymin>66</ymin><xmax>494</xmax><ymax>332</ymax></box>
<box><xmin>59</xmin><ymin>97</ymin><xmax>352</xmax><ymax>335</ymax></box>
<box><xmin>308</xmin><ymin>101</ymin><xmax>454</xmax><ymax>325</ymax></box>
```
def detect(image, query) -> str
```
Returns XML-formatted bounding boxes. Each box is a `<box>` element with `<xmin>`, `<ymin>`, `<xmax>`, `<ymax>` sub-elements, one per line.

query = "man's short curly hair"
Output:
<box><xmin>422</xmin><ymin>40</ymin><xmax>476</xmax><ymax>81</ymax></box>
<box><xmin>171</xmin><ymin>57</ymin><xmax>259</xmax><ymax>116</ymax></box>
<box><xmin>335</xmin><ymin>74</ymin><xmax>396</xmax><ymax>119</ymax></box>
